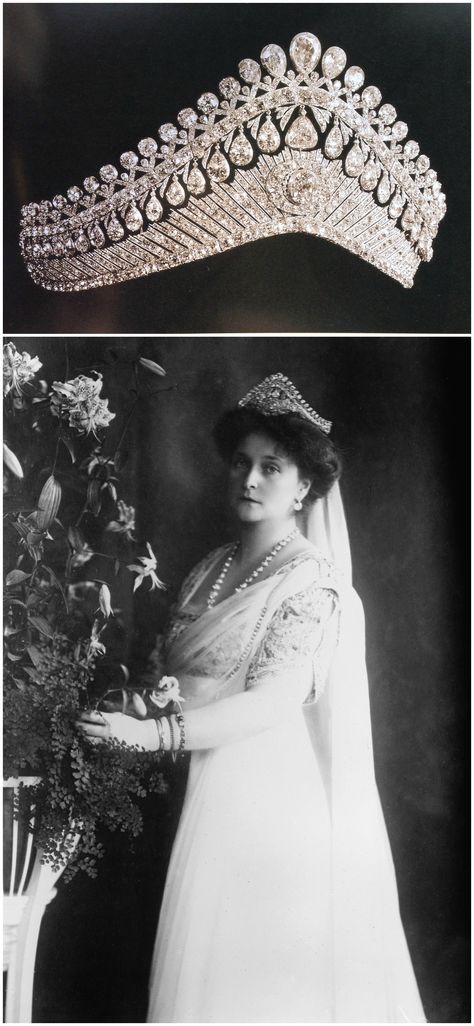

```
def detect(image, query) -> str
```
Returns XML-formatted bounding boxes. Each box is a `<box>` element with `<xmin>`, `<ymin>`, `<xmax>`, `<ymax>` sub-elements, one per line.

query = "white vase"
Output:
<box><xmin>3</xmin><ymin>776</ymin><xmax>80</xmax><ymax>1024</ymax></box>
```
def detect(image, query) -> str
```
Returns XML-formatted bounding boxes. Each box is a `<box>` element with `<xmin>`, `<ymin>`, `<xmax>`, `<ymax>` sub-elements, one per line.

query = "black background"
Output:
<box><xmin>4</xmin><ymin>3</ymin><xmax>471</xmax><ymax>334</ymax></box>
<box><xmin>20</xmin><ymin>335</ymin><xmax>469</xmax><ymax>1023</ymax></box>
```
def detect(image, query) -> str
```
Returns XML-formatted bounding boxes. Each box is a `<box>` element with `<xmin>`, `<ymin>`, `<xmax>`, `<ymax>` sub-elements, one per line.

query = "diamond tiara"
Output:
<box><xmin>20</xmin><ymin>31</ymin><xmax>446</xmax><ymax>292</ymax></box>
<box><xmin>238</xmin><ymin>373</ymin><xmax>332</xmax><ymax>435</ymax></box>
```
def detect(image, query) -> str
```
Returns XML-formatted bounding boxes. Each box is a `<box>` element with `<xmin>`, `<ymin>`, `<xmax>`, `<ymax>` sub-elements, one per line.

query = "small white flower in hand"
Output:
<box><xmin>150</xmin><ymin>675</ymin><xmax>184</xmax><ymax>710</ymax></box>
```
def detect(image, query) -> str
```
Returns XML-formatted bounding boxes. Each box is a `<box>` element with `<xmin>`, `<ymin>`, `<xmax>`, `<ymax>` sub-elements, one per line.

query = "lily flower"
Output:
<box><xmin>127</xmin><ymin>543</ymin><xmax>166</xmax><ymax>592</ymax></box>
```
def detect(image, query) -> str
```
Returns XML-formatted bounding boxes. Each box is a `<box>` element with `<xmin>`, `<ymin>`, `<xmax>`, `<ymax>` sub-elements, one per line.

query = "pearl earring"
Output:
<box><xmin>294</xmin><ymin>498</ymin><xmax>303</xmax><ymax>511</ymax></box>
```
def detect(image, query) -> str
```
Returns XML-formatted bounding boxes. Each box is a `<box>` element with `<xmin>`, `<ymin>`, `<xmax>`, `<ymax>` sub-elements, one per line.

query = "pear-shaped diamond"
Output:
<box><xmin>260</xmin><ymin>43</ymin><xmax>287</xmax><ymax>78</ymax></box>
<box><xmin>187</xmin><ymin>166</ymin><xmax>206</xmax><ymax>195</ymax></box>
<box><xmin>344</xmin><ymin>142</ymin><xmax>365</xmax><ymax>177</ymax></box>
<box><xmin>145</xmin><ymin>193</ymin><xmax>163</xmax><ymax>222</ymax></box>
<box><xmin>285</xmin><ymin>114</ymin><xmax>318</xmax><ymax>151</ymax></box>
<box><xmin>89</xmin><ymin>224</ymin><xmax>106</xmax><ymax>248</ymax></box>
<box><xmin>389</xmin><ymin>193</ymin><xmax>404</xmax><ymax>219</ymax></box>
<box><xmin>322</xmin><ymin>46</ymin><xmax>347</xmax><ymax>79</ymax></box>
<box><xmin>106</xmin><ymin>216</ymin><xmax>124</xmax><ymax>241</ymax></box>
<box><xmin>377</xmin><ymin>172</ymin><xmax>392</xmax><ymax>205</ymax></box>
<box><xmin>256</xmin><ymin>118</ymin><xmax>281</xmax><ymax>154</ymax></box>
<box><xmin>289</xmin><ymin>32</ymin><xmax>321</xmax><ymax>74</ymax></box>
<box><xmin>125</xmin><ymin>204</ymin><xmax>144</xmax><ymax>231</ymax></box>
<box><xmin>324</xmin><ymin>124</ymin><xmax>343</xmax><ymax>159</ymax></box>
<box><xmin>207</xmin><ymin>150</ymin><xmax>231</xmax><ymax>182</ymax></box>
<box><xmin>75</xmin><ymin>232</ymin><xmax>89</xmax><ymax>253</ymax></box>
<box><xmin>166</xmin><ymin>178</ymin><xmax>186</xmax><ymax>206</ymax></box>
<box><xmin>229</xmin><ymin>131</ymin><xmax>254</xmax><ymax>167</ymax></box>
<box><xmin>359</xmin><ymin>161</ymin><xmax>380</xmax><ymax>192</ymax></box>
<box><xmin>401</xmin><ymin>205</ymin><xmax>415</xmax><ymax>230</ymax></box>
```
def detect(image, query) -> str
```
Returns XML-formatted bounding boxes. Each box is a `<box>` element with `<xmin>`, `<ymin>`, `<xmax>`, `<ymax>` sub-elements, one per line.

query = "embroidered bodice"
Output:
<box><xmin>141</xmin><ymin>544</ymin><xmax>341</xmax><ymax>704</ymax></box>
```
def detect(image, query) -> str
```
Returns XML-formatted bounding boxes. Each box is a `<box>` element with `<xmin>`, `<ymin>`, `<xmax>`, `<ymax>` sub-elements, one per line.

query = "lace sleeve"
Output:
<box><xmin>245</xmin><ymin>583</ymin><xmax>339</xmax><ymax>704</ymax></box>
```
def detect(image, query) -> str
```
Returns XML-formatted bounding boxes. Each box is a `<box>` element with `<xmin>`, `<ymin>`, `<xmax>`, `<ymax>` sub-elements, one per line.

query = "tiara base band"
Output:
<box><xmin>24</xmin><ymin>151</ymin><xmax>419</xmax><ymax>291</ymax></box>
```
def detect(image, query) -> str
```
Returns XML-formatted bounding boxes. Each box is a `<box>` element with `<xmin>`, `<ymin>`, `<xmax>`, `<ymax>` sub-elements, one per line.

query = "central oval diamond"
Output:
<box><xmin>285</xmin><ymin>168</ymin><xmax>320</xmax><ymax>206</ymax></box>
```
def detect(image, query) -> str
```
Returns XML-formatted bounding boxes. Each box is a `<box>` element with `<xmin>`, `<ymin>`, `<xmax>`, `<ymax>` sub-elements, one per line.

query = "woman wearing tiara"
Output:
<box><xmin>78</xmin><ymin>374</ymin><xmax>426</xmax><ymax>1023</ymax></box>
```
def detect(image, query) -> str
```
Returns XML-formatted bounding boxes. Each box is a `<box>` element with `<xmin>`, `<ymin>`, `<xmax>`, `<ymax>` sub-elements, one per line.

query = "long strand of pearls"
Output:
<box><xmin>207</xmin><ymin>527</ymin><xmax>299</xmax><ymax>610</ymax></box>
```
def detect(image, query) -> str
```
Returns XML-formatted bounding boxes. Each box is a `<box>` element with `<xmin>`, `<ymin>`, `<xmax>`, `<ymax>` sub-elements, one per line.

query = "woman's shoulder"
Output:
<box><xmin>281</xmin><ymin>540</ymin><xmax>345</xmax><ymax>584</ymax></box>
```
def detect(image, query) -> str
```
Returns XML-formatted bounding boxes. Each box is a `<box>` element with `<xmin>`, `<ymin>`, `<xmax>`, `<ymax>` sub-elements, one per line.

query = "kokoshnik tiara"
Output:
<box><xmin>20</xmin><ymin>31</ymin><xmax>446</xmax><ymax>292</ymax></box>
<box><xmin>239</xmin><ymin>374</ymin><xmax>332</xmax><ymax>435</ymax></box>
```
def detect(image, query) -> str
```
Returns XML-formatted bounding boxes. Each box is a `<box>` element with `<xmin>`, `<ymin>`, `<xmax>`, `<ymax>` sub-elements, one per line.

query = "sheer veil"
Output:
<box><xmin>303</xmin><ymin>484</ymin><xmax>426</xmax><ymax>1022</ymax></box>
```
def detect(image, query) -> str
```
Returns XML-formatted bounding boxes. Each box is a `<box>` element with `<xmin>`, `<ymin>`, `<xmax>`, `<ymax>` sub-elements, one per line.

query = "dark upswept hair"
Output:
<box><xmin>213</xmin><ymin>406</ymin><xmax>341</xmax><ymax>505</ymax></box>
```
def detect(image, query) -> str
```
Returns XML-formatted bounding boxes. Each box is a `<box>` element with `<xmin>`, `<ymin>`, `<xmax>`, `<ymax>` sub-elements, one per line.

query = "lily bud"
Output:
<box><xmin>3</xmin><ymin>443</ymin><xmax>23</xmax><ymax>479</ymax></box>
<box><xmin>36</xmin><ymin>475</ymin><xmax>62</xmax><ymax>529</ymax></box>
<box><xmin>98</xmin><ymin>583</ymin><xmax>113</xmax><ymax>619</ymax></box>
<box><xmin>138</xmin><ymin>357</ymin><xmax>166</xmax><ymax>377</ymax></box>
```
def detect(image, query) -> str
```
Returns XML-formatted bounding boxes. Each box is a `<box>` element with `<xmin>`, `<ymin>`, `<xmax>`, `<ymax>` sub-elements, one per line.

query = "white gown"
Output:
<box><xmin>146</xmin><ymin>546</ymin><xmax>426</xmax><ymax>1023</ymax></box>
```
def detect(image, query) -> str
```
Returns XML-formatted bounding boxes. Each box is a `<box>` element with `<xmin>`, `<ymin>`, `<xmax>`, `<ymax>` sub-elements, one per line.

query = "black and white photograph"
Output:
<box><xmin>3</xmin><ymin>336</ymin><xmax>469</xmax><ymax>1022</ymax></box>
<box><xmin>2</xmin><ymin>1</ymin><xmax>470</xmax><ymax>1023</ymax></box>
<box><xmin>4</xmin><ymin>3</ymin><xmax>470</xmax><ymax>333</ymax></box>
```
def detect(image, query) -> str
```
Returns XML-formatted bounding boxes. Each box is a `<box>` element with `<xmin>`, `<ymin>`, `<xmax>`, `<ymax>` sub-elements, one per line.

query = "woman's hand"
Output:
<box><xmin>76</xmin><ymin>710</ymin><xmax>160</xmax><ymax>751</ymax></box>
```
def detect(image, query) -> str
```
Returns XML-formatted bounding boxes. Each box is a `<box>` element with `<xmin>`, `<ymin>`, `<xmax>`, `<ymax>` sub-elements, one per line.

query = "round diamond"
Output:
<box><xmin>286</xmin><ymin>168</ymin><xmax>319</xmax><ymax>205</ymax></box>
<box><xmin>344</xmin><ymin>65</ymin><xmax>365</xmax><ymax>91</ymax></box>
<box><xmin>177</xmin><ymin>108</ymin><xmax>198</xmax><ymax>128</ymax></box>
<box><xmin>219</xmin><ymin>77</ymin><xmax>240</xmax><ymax>99</ymax></box>
<box><xmin>378</xmin><ymin>103</ymin><xmax>397</xmax><ymax>125</ymax></box>
<box><xmin>289</xmin><ymin>32</ymin><xmax>321</xmax><ymax>74</ymax></box>
<box><xmin>403</xmin><ymin>140</ymin><xmax>420</xmax><ymax>160</ymax></box>
<box><xmin>100</xmin><ymin>164</ymin><xmax>118</xmax><ymax>182</ymax></box>
<box><xmin>83</xmin><ymin>176</ymin><xmax>100</xmax><ymax>193</ymax></box>
<box><xmin>362</xmin><ymin>85</ymin><xmax>382</xmax><ymax>109</ymax></box>
<box><xmin>260</xmin><ymin>43</ymin><xmax>287</xmax><ymax>78</ymax></box>
<box><xmin>425</xmin><ymin>169</ymin><xmax>437</xmax><ymax>185</ymax></box>
<box><xmin>120</xmin><ymin>151</ymin><xmax>138</xmax><ymax>169</ymax></box>
<box><xmin>321</xmin><ymin>46</ymin><xmax>347</xmax><ymax>79</ymax></box>
<box><xmin>197</xmin><ymin>91</ymin><xmax>219</xmax><ymax>113</ymax></box>
<box><xmin>416</xmin><ymin>154</ymin><xmax>430</xmax><ymax>172</ymax></box>
<box><xmin>52</xmin><ymin>195</ymin><xmax>67</xmax><ymax>210</ymax></box>
<box><xmin>138</xmin><ymin>137</ymin><xmax>158</xmax><ymax>157</ymax></box>
<box><xmin>238</xmin><ymin>59</ymin><xmax>261</xmax><ymax>84</ymax></box>
<box><xmin>392</xmin><ymin>120</ymin><xmax>408</xmax><ymax>140</ymax></box>
<box><xmin>159</xmin><ymin>123</ymin><xmax>178</xmax><ymax>142</ymax></box>
<box><xmin>67</xmin><ymin>186</ymin><xmax>82</xmax><ymax>203</ymax></box>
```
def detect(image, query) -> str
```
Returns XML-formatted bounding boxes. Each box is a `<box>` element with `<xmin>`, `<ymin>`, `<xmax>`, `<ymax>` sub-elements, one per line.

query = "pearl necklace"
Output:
<box><xmin>206</xmin><ymin>527</ymin><xmax>299</xmax><ymax>610</ymax></box>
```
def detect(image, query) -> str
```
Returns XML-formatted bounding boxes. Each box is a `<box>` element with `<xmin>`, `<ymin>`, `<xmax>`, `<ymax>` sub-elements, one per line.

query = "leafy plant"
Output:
<box><xmin>3</xmin><ymin>341</ymin><xmax>170</xmax><ymax>879</ymax></box>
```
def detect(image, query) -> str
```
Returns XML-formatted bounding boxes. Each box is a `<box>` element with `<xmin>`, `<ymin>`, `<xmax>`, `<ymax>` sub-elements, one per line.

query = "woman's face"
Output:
<box><xmin>228</xmin><ymin>432</ymin><xmax>310</xmax><ymax>527</ymax></box>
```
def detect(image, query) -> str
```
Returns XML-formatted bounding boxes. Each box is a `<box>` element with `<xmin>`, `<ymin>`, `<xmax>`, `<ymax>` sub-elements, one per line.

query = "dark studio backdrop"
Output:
<box><xmin>3</xmin><ymin>2</ymin><xmax>470</xmax><ymax>335</ymax></box>
<box><xmin>15</xmin><ymin>336</ymin><xmax>469</xmax><ymax>1023</ymax></box>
